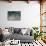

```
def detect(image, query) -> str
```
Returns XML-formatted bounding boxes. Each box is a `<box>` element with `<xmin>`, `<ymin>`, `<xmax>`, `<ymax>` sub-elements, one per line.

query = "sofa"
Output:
<box><xmin>2</xmin><ymin>27</ymin><xmax>34</xmax><ymax>43</ymax></box>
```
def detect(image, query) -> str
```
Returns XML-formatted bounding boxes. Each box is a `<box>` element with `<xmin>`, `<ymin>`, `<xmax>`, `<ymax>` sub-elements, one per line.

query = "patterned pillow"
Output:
<box><xmin>14</xmin><ymin>28</ymin><xmax>21</xmax><ymax>33</ymax></box>
<box><xmin>8</xmin><ymin>27</ymin><xmax>14</xmax><ymax>34</ymax></box>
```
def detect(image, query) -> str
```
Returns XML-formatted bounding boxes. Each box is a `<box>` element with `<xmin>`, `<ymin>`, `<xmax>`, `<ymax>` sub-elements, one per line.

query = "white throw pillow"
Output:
<box><xmin>21</xmin><ymin>29</ymin><xmax>27</xmax><ymax>35</ymax></box>
<box><xmin>2</xmin><ymin>28</ymin><xmax>10</xmax><ymax>36</ymax></box>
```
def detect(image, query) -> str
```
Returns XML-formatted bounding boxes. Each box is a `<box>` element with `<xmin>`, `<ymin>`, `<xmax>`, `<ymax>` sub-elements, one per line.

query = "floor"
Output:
<box><xmin>18</xmin><ymin>40</ymin><xmax>46</xmax><ymax>46</ymax></box>
<box><xmin>1</xmin><ymin>40</ymin><xmax>45</xmax><ymax>46</ymax></box>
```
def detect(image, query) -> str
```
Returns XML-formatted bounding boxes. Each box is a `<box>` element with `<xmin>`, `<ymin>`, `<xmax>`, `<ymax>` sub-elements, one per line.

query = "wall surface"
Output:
<box><xmin>0</xmin><ymin>1</ymin><xmax>40</xmax><ymax>28</ymax></box>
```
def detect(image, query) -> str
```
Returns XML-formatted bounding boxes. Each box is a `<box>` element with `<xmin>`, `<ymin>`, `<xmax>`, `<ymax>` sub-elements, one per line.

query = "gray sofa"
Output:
<box><xmin>8</xmin><ymin>33</ymin><xmax>34</xmax><ymax>43</ymax></box>
<box><xmin>3</xmin><ymin>27</ymin><xmax>34</xmax><ymax>43</ymax></box>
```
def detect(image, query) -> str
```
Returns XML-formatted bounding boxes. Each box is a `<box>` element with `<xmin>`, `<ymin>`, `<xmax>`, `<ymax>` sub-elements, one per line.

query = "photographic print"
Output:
<box><xmin>8</xmin><ymin>11</ymin><xmax>21</xmax><ymax>21</ymax></box>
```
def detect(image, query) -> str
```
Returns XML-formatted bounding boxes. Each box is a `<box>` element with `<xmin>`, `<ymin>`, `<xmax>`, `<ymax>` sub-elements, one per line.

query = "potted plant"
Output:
<box><xmin>32</xmin><ymin>27</ymin><xmax>43</xmax><ymax>40</ymax></box>
<box><xmin>32</xmin><ymin>27</ymin><xmax>38</xmax><ymax>40</ymax></box>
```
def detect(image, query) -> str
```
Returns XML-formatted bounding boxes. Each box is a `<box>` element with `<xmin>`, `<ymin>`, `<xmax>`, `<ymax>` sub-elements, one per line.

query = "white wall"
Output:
<box><xmin>0</xmin><ymin>1</ymin><xmax>40</xmax><ymax>28</ymax></box>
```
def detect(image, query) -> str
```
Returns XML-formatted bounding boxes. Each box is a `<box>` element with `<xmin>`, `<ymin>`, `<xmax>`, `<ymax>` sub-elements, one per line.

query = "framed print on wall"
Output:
<box><xmin>8</xmin><ymin>11</ymin><xmax>21</xmax><ymax>21</ymax></box>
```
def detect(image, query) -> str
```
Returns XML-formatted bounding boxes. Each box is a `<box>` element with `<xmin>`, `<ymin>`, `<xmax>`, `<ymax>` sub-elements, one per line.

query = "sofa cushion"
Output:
<box><xmin>14</xmin><ymin>28</ymin><xmax>21</xmax><ymax>33</ymax></box>
<box><xmin>21</xmin><ymin>29</ymin><xmax>27</xmax><ymax>35</ymax></box>
<box><xmin>8</xmin><ymin>33</ymin><xmax>34</xmax><ymax>43</ymax></box>
<box><xmin>8</xmin><ymin>27</ymin><xmax>14</xmax><ymax>34</ymax></box>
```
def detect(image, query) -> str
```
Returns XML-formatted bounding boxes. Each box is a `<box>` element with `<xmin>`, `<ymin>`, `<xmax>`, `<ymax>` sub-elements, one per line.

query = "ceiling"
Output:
<box><xmin>0</xmin><ymin>0</ymin><xmax>45</xmax><ymax>4</ymax></box>
<box><xmin>1</xmin><ymin>0</ymin><xmax>39</xmax><ymax>1</ymax></box>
